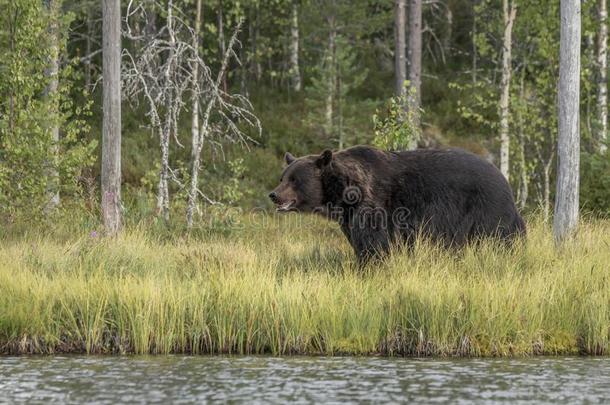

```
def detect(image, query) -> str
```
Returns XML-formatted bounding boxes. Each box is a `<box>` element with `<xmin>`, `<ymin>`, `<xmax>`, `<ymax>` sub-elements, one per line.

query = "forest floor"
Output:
<box><xmin>0</xmin><ymin>213</ymin><xmax>609</xmax><ymax>356</ymax></box>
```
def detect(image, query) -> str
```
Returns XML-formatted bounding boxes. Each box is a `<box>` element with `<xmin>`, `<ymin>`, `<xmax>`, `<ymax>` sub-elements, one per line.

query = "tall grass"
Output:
<box><xmin>0</xmin><ymin>214</ymin><xmax>609</xmax><ymax>356</ymax></box>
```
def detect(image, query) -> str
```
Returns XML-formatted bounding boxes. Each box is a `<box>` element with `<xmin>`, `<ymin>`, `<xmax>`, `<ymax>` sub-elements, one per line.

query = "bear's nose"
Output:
<box><xmin>268</xmin><ymin>191</ymin><xmax>279</xmax><ymax>203</ymax></box>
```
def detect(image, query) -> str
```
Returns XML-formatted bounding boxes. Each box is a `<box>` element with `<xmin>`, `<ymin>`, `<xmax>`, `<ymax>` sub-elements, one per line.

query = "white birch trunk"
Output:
<box><xmin>187</xmin><ymin>26</ymin><xmax>241</xmax><ymax>228</ymax></box>
<box><xmin>186</xmin><ymin>0</ymin><xmax>203</xmax><ymax>228</ymax></box>
<box><xmin>289</xmin><ymin>0</ymin><xmax>301</xmax><ymax>91</ymax></box>
<box><xmin>325</xmin><ymin>19</ymin><xmax>336</xmax><ymax>138</ymax></box>
<box><xmin>44</xmin><ymin>0</ymin><xmax>60</xmax><ymax>210</ymax></box>
<box><xmin>598</xmin><ymin>0</ymin><xmax>608</xmax><ymax>153</ymax></box>
<box><xmin>102</xmin><ymin>0</ymin><xmax>122</xmax><ymax>235</ymax></box>
<box><xmin>499</xmin><ymin>0</ymin><xmax>516</xmax><ymax>181</ymax></box>
<box><xmin>554</xmin><ymin>0</ymin><xmax>581</xmax><ymax>242</ymax></box>
<box><xmin>408</xmin><ymin>0</ymin><xmax>422</xmax><ymax>149</ymax></box>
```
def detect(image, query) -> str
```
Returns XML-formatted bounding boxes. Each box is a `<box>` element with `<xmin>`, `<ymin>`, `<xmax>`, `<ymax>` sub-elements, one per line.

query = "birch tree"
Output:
<box><xmin>289</xmin><ymin>0</ymin><xmax>302</xmax><ymax>91</ymax></box>
<box><xmin>407</xmin><ymin>0</ymin><xmax>422</xmax><ymax>148</ymax></box>
<box><xmin>598</xmin><ymin>0</ymin><xmax>608</xmax><ymax>153</ymax></box>
<box><xmin>190</xmin><ymin>0</ymin><xmax>202</xmax><ymax>214</ymax></box>
<box><xmin>498</xmin><ymin>0</ymin><xmax>517</xmax><ymax>180</ymax></box>
<box><xmin>44</xmin><ymin>0</ymin><xmax>61</xmax><ymax>209</ymax></box>
<box><xmin>102</xmin><ymin>0</ymin><xmax>122</xmax><ymax>234</ymax></box>
<box><xmin>554</xmin><ymin>0</ymin><xmax>581</xmax><ymax>242</ymax></box>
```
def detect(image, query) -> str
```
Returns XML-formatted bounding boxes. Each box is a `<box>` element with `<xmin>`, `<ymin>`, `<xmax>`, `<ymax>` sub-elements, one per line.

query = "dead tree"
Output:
<box><xmin>186</xmin><ymin>22</ymin><xmax>260</xmax><ymax>228</ymax></box>
<box><xmin>102</xmin><ymin>0</ymin><xmax>122</xmax><ymax>235</ymax></box>
<box><xmin>554</xmin><ymin>0</ymin><xmax>581</xmax><ymax>242</ymax></box>
<box><xmin>395</xmin><ymin>0</ymin><xmax>407</xmax><ymax>97</ymax></box>
<box><xmin>408</xmin><ymin>0</ymin><xmax>422</xmax><ymax>149</ymax></box>
<box><xmin>123</xmin><ymin>1</ymin><xmax>259</xmax><ymax>227</ymax></box>
<box><xmin>124</xmin><ymin>0</ymin><xmax>206</xmax><ymax>223</ymax></box>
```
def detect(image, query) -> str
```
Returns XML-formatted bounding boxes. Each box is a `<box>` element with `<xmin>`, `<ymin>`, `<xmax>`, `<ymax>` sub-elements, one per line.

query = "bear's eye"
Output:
<box><xmin>289</xmin><ymin>175</ymin><xmax>301</xmax><ymax>187</ymax></box>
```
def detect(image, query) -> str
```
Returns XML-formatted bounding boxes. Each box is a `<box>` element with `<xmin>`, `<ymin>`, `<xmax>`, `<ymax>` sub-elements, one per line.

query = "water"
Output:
<box><xmin>1</xmin><ymin>356</ymin><xmax>609</xmax><ymax>404</ymax></box>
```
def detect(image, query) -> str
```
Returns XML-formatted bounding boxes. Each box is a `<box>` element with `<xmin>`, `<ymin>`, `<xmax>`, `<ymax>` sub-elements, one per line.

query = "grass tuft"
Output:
<box><xmin>0</xmin><ymin>214</ymin><xmax>609</xmax><ymax>356</ymax></box>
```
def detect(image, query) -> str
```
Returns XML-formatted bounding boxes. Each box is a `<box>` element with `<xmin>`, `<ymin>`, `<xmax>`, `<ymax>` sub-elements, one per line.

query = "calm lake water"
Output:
<box><xmin>1</xmin><ymin>356</ymin><xmax>609</xmax><ymax>404</ymax></box>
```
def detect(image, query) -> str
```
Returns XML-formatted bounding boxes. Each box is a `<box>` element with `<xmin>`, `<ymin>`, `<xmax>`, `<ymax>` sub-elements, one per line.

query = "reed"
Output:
<box><xmin>0</xmin><ymin>214</ymin><xmax>608</xmax><ymax>356</ymax></box>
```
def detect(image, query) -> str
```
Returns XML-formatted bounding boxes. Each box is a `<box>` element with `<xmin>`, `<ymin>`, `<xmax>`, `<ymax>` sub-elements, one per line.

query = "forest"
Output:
<box><xmin>0</xmin><ymin>0</ymin><xmax>609</xmax><ymax>356</ymax></box>
<box><xmin>0</xmin><ymin>0</ymin><xmax>608</xmax><ymax>226</ymax></box>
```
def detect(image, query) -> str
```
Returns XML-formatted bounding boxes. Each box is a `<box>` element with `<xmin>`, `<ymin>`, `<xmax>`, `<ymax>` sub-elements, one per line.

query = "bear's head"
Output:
<box><xmin>268</xmin><ymin>150</ymin><xmax>334</xmax><ymax>213</ymax></box>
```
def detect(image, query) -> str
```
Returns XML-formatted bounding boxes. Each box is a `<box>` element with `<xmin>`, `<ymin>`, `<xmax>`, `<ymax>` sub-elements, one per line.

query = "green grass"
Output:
<box><xmin>0</xmin><ymin>213</ymin><xmax>609</xmax><ymax>356</ymax></box>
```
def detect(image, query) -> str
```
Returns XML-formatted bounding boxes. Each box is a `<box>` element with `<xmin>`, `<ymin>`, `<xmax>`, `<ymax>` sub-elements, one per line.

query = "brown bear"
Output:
<box><xmin>269</xmin><ymin>145</ymin><xmax>525</xmax><ymax>264</ymax></box>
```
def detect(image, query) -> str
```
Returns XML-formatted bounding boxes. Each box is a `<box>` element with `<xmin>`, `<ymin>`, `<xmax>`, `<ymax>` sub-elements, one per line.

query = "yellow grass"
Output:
<box><xmin>0</xmin><ymin>214</ymin><xmax>608</xmax><ymax>356</ymax></box>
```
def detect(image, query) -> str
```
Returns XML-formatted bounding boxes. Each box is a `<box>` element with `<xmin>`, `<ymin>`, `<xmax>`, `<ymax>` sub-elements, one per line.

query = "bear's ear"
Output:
<box><xmin>316</xmin><ymin>149</ymin><xmax>333</xmax><ymax>168</ymax></box>
<box><xmin>285</xmin><ymin>152</ymin><xmax>296</xmax><ymax>165</ymax></box>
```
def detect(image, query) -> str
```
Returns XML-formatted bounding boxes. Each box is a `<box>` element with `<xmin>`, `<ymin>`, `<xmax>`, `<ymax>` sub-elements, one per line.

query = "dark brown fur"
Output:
<box><xmin>269</xmin><ymin>146</ymin><xmax>526</xmax><ymax>264</ymax></box>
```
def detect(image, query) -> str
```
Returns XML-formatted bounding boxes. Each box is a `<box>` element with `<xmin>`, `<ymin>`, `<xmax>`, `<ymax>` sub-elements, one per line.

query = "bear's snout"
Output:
<box><xmin>268</xmin><ymin>191</ymin><xmax>279</xmax><ymax>204</ymax></box>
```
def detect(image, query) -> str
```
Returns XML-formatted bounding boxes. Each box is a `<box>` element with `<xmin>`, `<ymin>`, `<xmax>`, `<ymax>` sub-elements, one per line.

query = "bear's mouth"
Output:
<box><xmin>276</xmin><ymin>199</ymin><xmax>297</xmax><ymax>212</ymax></box>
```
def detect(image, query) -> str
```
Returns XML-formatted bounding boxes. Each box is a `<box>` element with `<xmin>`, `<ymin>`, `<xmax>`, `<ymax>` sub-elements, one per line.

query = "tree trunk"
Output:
<box><xmin>102</xmin><ymin>0</ymin><xmax>122</xmax><ymax>235</ymax></box>
<box><xmin>499</xmin><ymin>0</ymin><xmax>517</xmax><ymax>181</ymax></box>
<box><xmin>289</xmin><ymin>0</ymin><xmax>302</xmax><ymax>91</ymax></box>
<box><xmin>157</xmin><ymin>0</ymin><xmax>177</xmax><ymax>223</ymax></box>
<box><xmin>407</xmin><ymin>0</ymin><xmax>422</xmax><ymax>149</ymax></box>
<box><xmin>325</xmin><ymin>17</ymin><xmax>337</xmax><ymax>139</ymax></box>
<box><xmin>144</xmin><ymin>0</ymin><xmax>157</xmax><ymax>41</ymax></box>
<box><xmin>554</xmin><ymin>0</ymin><xmax>581</xmax><ymax>242</ymax></box>
<box><xmin>218</xmin><ymin>5</ymin><xmax>227</xmax><ymax>93</ymax></box>
<box><xmin>598</xmin><ymin>0</ymin><xmax>608</xmax><ymax>153</ymax></box>
<box><xmin>517</xmin><ymin>68</ymin><xmax>528</xmax><ymax>210</ymax></box>
<box><xmin>186</xmin><ymin>0</ymin><xmax>203</xmax><ymax>228</ymax></box>
<box><xmin>472</xmin><ymin>0</ymin><xmax>478</xmax><ymax>84</ymax></box>
<box><xmin>543</xmin><ymin>154</ymin><xmax>553</xmax><ymax>223</ymax></box>
<box><xmin>44</xmin><ymin>0</ymin><xmax>61</xmax><ymax>210</ymax></box>
<box><xmin>249</xmin><ymin>4</ymin><xmax>262</xmax><ymax>82</ymax></box>
<box><xmin>395</xmin><ymin>0</ymin><xmax>407</xmax><ymax>96</ymax></box>
<box><xmin>443</xmin><ymin>1</ymin><xmax>453</xmax><ymax>58</ymax></box>
<box><xmin>85</xmin><ymin>6</ymin><xmax>93</xmax><ymax>90</ymax></box>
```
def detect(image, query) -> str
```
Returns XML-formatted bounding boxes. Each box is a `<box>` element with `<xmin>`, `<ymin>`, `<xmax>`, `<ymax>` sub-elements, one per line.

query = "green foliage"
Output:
<box><xmin>305</xmin><ymin>34</ymin><xmax>368</xmax><ymax>149</ymax></box>
<box><xmin>580</xmin><ymin>152</ymin><xmax>610</xmax><ymax>216</ymax></box>
<box><xmin>372</xmin><ymin>87</ymin><xmax>420</xmax><ymax>151</ymax></box>
<box><xmin>0</xmin><ymin>0</ymin><xmax>95</xmax><ymax>219</ymax></box>
<box><xmin>222</xmin><ymin>158</ymin><xmax>247</xmax><ymax>205</ymax></box>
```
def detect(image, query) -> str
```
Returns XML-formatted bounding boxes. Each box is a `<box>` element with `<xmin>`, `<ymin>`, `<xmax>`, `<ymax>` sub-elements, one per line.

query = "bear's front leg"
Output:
<box><xmin>347</xmin><ymin>207</ymin><xmax>393</xmax><ymax>266</ymax></box>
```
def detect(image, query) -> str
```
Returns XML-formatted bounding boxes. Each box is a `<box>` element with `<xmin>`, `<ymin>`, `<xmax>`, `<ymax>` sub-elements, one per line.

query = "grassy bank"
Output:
<box><xmin>0</xmin><ymin>214</ymin><xmax>609</xmax><ymax>356</ymax></box>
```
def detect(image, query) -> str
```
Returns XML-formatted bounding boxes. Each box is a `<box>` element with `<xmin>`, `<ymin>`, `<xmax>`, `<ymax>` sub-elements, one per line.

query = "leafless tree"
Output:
<box><xmin>102</xmin><ymin>0</ymin><xmax>122</xmax><ymax>235</ymax></box>
<box><xmin>395</xmin><ymin>0</ymin><xmax>407</xmax><ymax>97</ymax></box>
<box><xmin>408</xmin><ymin>0</ymin><xmax>422</xmax><ymax>149</ymax></box>
<box><xmin>554</xmin><ymin>0</ymin><xmax>581</xmax><ymax>242</ymax></box>
<box><xmin>123</xmin><ymin>0</ymin><xmax>259</xmax><ymax>227</ymax></box>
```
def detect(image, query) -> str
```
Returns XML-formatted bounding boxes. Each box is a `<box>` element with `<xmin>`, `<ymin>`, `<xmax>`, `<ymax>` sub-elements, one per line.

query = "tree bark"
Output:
<box><xmin>289</xmin><ymin>0</ymin><xmax>302</xmax><ymax>91</ymax></box>
<box><xmin>471</xmin><ymin>0</ymin><xmax>478</xmax><ymax>84</ymax></box>
<box><xmin>102</xmin><ymin>0</ymin><xmax>122</xmax><ymax>235</ymax></box>
<box><xmin>325</xmin><ymin>16</ymin><xmax>337</xmax><ymax>138</ymax></box>
<box><xmin>218</xmin><ymin>4</ymin><xmax>227</xmax><ymax>93</ymax></box>
<box><xmin>85</xmin><ymin>5</ymin><xmax>93</xmax><ymax>90</ymax></box>
<box><xmin>517</xmin><ymin>67</ymin><xmax>528</xmax><ymax>210</ymax></box>
<box><xmin>395</xmin><ymin>0</ymin><xmax>407</xmax><ymax>96</ymax></box>
<box><xmin>443</xmin><ymin>1</ymin><xmax>453</xmax><ymax>58</ymax></box>
<box><xmin>44</xmin><ymin>0</ymin><xmax>61</xmax><ymax>210</ymax></box>
<box><xmin>554</xmin><ymin>0</ymin><xmax>581</xmax><ymax>242</ymax></box>
<box><xmin>499</xmin><ymin>0</ymin><xmax>517</xmax><ymax>181</ymax></box>
<box><xmin>186</xmin><ymin>0</ymin><xmax>202</xmax><ymax>228</ymax></box>
<box><xmin>598</xmin><ymin>0</ymin><xmax>608</xmax><ymax>153</ymax></box>
<box><xmin>407</xmin><ymin>0</ymin><xmax>422</xmax><ymax>149</ymax></box>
